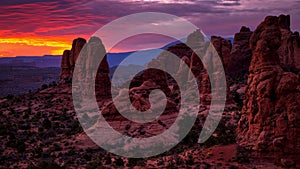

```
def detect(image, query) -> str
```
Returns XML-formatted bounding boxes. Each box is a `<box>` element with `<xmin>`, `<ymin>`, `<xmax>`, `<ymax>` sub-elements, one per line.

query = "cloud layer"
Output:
<box><xmin>0</xmin><ymin>0</ymin><xmax>299</xmax><ymax>56</ymax></box>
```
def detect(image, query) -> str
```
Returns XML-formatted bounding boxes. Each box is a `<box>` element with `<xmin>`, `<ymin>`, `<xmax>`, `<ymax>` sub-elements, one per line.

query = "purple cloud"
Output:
<box><xmin>0</xmin><ymin>0</ymin><xmax>299</xmax><ymax>53</ymax></box>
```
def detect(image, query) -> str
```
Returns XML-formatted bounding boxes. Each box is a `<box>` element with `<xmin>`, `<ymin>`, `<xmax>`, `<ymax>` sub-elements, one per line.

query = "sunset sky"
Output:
<box><xmin>0</xmin><ymin>0</ymin><xmax>299</xmax><ymax>57</ymax></box>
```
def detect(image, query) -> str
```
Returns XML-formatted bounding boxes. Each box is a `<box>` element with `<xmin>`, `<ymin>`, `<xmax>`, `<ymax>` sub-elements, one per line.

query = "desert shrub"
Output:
<box><xmin>19</xmin><ymin>124</ymin><xmax>31</xmax><ymax>130</ymax></box>
<box><xmin>36</xmin><ymin>160</ymin><xmax>65</xmax><ymax>169</ymax></box>
<box><xmin>23</xmin><ymin>111</ymin><xmax>30</xmax><ymax>119</ymax></box>
<box><xmin>86</xmin><ymin>157</ymin><xmax>104</xmax><ymax>169</ymax></box>
<box><xmin>67</xmin><ymin>149</ymin><xmax>76</xmax><ymax>156</ymax></box>
<box><xmin>12</xmin><ymin>96</ymin><xmax>22</xmax><ymax>103</ymax></box>
<box><xmin>126</xmin><ymin>158</ymin><xmax>147</xmax><ymax>167</ymax></box>
<box><xmin>0</xmin><ymin>124</ymin><xmax>8</xmax><ymax>135</ymax></box>
<box><xmin>185</xmin><ymin>154</ymin><xmax>194</xmax><ymax>165</ymax></box>
<box><xmin>126</xmin><ymin>158</ymin><xmax>138</xmax><ymax>167</ymax></box>
<box><xmin>16</xmin><ymin>141</ymin><xmax>26</xmax><ymax>153</ymax></box>
<box><xmin>166</xmin><ymin>161</ymin><xmax>178</xmax><ymax>169</ymax></box>
<box><xmin>231</xmin><ymin>90</ymin><xmax>244</xmax><ymax>110</ymax></box>
<box><xmin>136</xmin><ymin>159</ymin><xmax>146</xmax><ymax>166</ymax></box>
<box><xmin>9</xmin><ymin>108</ymin><xmax>16</xmax><ymax>115</ymax></box>
<box><xmin>33</xmin><ymin>147</ymin><xmax>43</xmax><ymax>157</ymax></box>
<box><xmin>38</xmin><ymin>127</ymin><xmax>44</xmax><ymax>132</ymax></box>
<box><xmin>64</xmin><ymin>121</ymin><xmax>82</xmax><ymax>136</ymax></box>
<box><xmin>201</xmin><ymin>120</ymin><xmax>236</xmax><ymax>147</ymax></box>
<box><xmin>48</xmin><ymin>81</ymin><xmax>57</xmax><ymax>87</ymax></box>
<box><xmin>114</xmin><ymin>158</ymin><xmax>124</xmax><ymax>166</ymax></box>
<box><xmin>179</xmin><ymin>115</ymin><xmax>201</xmax><ymax>145</ymax></box>
<box><xmin>7</xmin><ymin>137</ymin><xmax>26</xmax><ymax>153</ymax></box>
<box><xmin>83</xmin><ymin>153</ymin><xmax>92</xmax><ymax>161</ymax></box>
<box><xmin>41</xmin><ymin>84</ymin><xmax>48</xmax><ymax>90</ymax></box>
<box><xmin>6</xmin><ymin>94</ymin><xmax>14</xmax><ymax>99</ymax></box>
<box><xmin>52</xmin><ymin>143</ymin><xmax>63</xmax><ymax>151</ymax></box>
<box><xmin>104</xmin><ymin>154</ymin><xmax>112</xmax><ymax>165</ymax></box>
<box><xmin>42</xmin><ymin>118</ymin><xmax>52</xmax><ymax>129</ymax></box>
<box><xmin>235</xmin><ymin>146</ymin><xmax>250</xmax><ymax>163</ymax></box>
<box><xmin>41</xmin><ymin>150</ymin><xmax>51</xmax><ymax>158</ymax></box>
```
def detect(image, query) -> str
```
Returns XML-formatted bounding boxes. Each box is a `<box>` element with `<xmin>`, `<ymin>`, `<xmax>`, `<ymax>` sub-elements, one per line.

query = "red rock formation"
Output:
<box><xmin>60</xmin><ymin>50</ymin><xmax>72</xmax><ymax>83</ymax></box>
<box><xmin>87</xmin><ymin>37</ymin><xmax>111</xmax><ymax>100</ymax></box>
<box><xmin>211</xmin><ymin>36</ymin><xmax>232</xmax><ymax>74</ymax></box>
<box><xmin>145</xmin><ymin>31</ymin><xmax>234</xmax><ymax>107</ymax></box>
<box><xmin>277</xmin><ymin>15</ymin><xmax>300</xmax><ymax>71</ymax></box>
<box><xmin>237</xmin><ymin>15</ymin><xmax>300</xmax><ymax>166</ymax></box>
<box><xmin>69</xmin><ymin>38</ymin><xmax>86</xmax><ymax>67</ymax></box>
<box><xmin>59</xmin><ymin>37</ymin><xmax>111</xmax><ymax>102</ymax></box>
<box><xmin>59</xmin><ymin>37</ymin><xmax>87</xmax><ymax>84</ymax></box>
<box><xmin>229</xmin><ymin>26</ymin><xmax>253</xmax><ymax>78</ymax></box>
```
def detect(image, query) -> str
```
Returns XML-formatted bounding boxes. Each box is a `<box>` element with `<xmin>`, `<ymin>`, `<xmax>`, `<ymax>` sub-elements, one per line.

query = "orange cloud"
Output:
<box><xmin>0</xmin><ymin>35</ymin><xmax>87</xmax><ymax>57</ymax></box>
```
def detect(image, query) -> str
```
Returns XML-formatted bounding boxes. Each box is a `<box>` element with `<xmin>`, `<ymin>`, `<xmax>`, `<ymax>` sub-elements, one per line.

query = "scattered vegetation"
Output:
<box><xmin>235</xmin><ymin>146</ymin><xmax>250</xmax><ymax>163</ymax></box>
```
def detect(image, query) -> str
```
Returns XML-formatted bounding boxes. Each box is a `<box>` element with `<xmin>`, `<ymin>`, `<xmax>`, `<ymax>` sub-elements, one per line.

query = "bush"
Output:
<box><xmin>186</xmin><ymin>154</ymin><xmax>194</xmax><ymax>165</ymax></box>
<box><xmin>0</xmin><ymin>124</ymin><xmax>7</xmax><ymax>135</ymax></box>
<box><xmin>52</xmin><ymin>144</ymin><xmax>63</xmax><ymax>151</ymax></box>
<box><xmin>83</xmin><ymin>153</ymin><xmax>92</xmax><ymax>161</ymax></box>
<box><xmin>42</xmin><ymin>118</ymin><xmax>52</xmax><ymax>129</ymax></box>
<box><xmin>114</xmin><ymin>158</ymin><xmax>124</xmax><ymax>167</ymax></box>
<box><xmin>86</xmin><ymin>157</ymin><xmax>104</xmax><ymax>169</ymax></box>
<box><xmin>6</xmin><ymin>94</ymin><xmax>14</xmax><ymax>99</ymax></box>
<box><xmin>166</xmin><ymin>162</ymin><xmax>178</xmax><ymax>169</ymax></box>
<box><xmin>37</xmin><ymin>160</ymin><xmax>65</xmax><ymax>169</ymax></box>
<box><xmin>41</xmin><ymin>84</ymin><xmax>48</xmax><ymax>90</ymax></box>
<box><xmin>235</xmin><ymin>146</ymin><xmax>250</xmax><ymax>163</ymax></box>
<box><xmin>17</xmin><ymin>141</ymin><xmax>26</xmax><ymax>153</ymax></box>
<box><xmin>104</xmin><ymin>154</ymin><xmax>111</xmax><ymax>165</ymax></box>
<box><xmin>201</xmin><ymin>120</ymin><xmax>236</xmax><ymax>147</ymax></box>
<box><xmin>127</xmin><ymin>158</ymin><xmax>147</xmax><ymax>167</ymax></box>
<box><xmin>33</xmin><ymin>147</ymin><xmax>43</xmax><ymax>157</ymax></box>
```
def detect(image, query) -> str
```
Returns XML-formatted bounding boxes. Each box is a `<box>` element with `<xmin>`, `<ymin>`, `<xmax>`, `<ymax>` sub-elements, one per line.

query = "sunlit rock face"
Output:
<box><xmin>237</xmin><ymin>15</ymin><xmax>300</xmax><ymax>165</ymax></box>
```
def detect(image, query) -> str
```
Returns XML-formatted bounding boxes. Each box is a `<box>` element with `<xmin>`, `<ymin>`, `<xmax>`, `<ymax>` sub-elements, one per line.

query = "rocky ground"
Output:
<box><xmin>0</xmin><ymin>84</ymin><xmax>279</xmax><ymax>169</ymax></box>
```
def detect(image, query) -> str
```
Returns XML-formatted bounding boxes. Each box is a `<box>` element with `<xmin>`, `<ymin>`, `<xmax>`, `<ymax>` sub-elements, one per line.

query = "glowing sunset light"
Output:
<box><xmin>0</xmin><ymin>36</ymin><xmax>88</xmax><ymax>57</ymax></box>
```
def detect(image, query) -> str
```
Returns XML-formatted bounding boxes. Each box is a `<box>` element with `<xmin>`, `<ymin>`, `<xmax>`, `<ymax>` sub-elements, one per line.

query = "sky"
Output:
<box><xmin>0</xmin><ymin>0</ymin><xmax>299</xmax><ymax>57</ymax></box>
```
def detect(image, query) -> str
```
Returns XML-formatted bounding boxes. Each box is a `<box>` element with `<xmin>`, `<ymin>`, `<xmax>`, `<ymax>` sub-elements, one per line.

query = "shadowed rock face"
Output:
<box><xmin>60</xmin><ymin>50</ymin><xmax>72</xmax><ymax>83</ymax></box>
<box><xmin>211</xmin><ymin>36</ymin><xmax>232</xmax><ymax>74</ymax></box>
<box><xmin>237</xmin><ymin>15</ymin><xmax>300</xmax><ymax>164</ymax></box>
<box><xmin>229</xmin><ymin>26</ymin><xmax>253</xmax><ymax>78</ymax></box>
<box><xmin>59</xmin><ymin>38</ymin><xmax>87</xmax><ymax>83</ymax></box>
<box><xmin>277</xmin><ymin>15</ymin><xmax>300</xmax><ymax>72</ymax></box>
<box><xmin>70</xmin><ymin>38</ymin><xmax>87</xmax><ymax>67</ymax></box>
